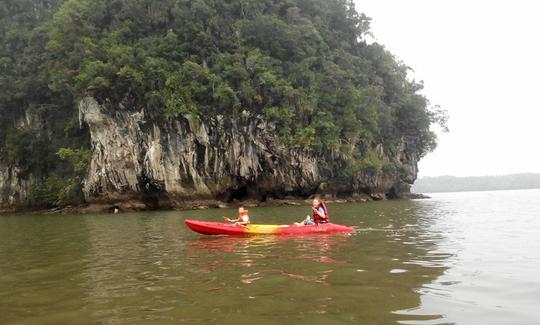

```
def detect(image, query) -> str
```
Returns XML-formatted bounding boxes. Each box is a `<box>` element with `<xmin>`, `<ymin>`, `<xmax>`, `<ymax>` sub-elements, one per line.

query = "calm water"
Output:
<box><xmin>1</xmin><ymin>189</ymin><xmax>540</xmax><ymax>324</ymax></box>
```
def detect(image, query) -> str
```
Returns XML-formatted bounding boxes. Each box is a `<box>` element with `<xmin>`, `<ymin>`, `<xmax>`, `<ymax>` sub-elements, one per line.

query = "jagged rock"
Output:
<box><xmin>370</xmin><ymin>193</ymin><xmax>386</xmax><ymax>201</ymax></box>
<box><xmin>0</xmin><ymin>164</ymin><xmax>34</xmax><ymax>210</ymax></box>
<box><xmin>284</xmin><ymin>201</ymin><xmax>301</xmax><ymax>206</ymax></box>
<box><xmin>79</xmin><ymin>97</ymin><xmax>322</xmax><ymax>208</ymax></box>
<box><xmin>1</xmin><ymin>97</ymin><xmax>422</xmax><ymax>211</ymax></box>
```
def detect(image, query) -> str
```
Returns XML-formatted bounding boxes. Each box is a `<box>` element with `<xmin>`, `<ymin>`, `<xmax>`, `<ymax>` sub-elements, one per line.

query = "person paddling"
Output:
<box><xmin>295</xmin><ymin>198</ymin><xmax>329</xmax><ymax>226</ymax></box>
<box><xmin>223</xmin><ymin>207</ymin><xmax>250</xmax><ymax>226</ymax></box>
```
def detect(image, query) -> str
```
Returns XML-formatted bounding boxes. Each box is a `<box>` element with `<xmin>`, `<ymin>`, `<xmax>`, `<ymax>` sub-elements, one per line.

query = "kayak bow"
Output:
<box><xmin>184</xmin><ymin>219</ymin><xmax>354</xmax><ymax>236</ymax></box>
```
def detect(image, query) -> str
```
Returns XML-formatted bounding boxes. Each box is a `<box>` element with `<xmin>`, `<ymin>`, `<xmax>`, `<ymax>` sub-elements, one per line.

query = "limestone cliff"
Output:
<box><xmin>0</xmin><ymin>110</ymin><xmax>45</xmax><ymax>211</ymax></box>
<box><xmin>78</xmin><ymin>97</ymin><xmax>419</xmax><ymax>210</ymax></box>
<box><xmin>0</xmin><ymin>165</ymin><xmax>33</xmax><ymax>211</ymax></box>
<box><xmin>0</xmin><ymin>97</ymin><xmax>421</xmax><ymax>211</ymax></box>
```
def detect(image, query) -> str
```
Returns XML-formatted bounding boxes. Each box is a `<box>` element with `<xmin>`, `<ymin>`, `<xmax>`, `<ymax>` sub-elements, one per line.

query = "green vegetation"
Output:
<box><xmin>1</xmin><ymin>0</ymin><xmax>446</xmax><ymax>207</ymax></box>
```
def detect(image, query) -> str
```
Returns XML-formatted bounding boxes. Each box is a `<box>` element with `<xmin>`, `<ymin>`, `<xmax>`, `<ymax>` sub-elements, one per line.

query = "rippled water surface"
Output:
<box><xmin>1</xmin><ymin>189</ymin><xmax>540</xmax><ymax>324</ymax></box>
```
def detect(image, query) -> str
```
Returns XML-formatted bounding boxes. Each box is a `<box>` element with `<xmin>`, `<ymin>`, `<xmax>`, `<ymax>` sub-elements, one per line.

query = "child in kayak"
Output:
<box><xmin>295</xmin><ymin>198</ymin><xmax>329</xmax><ymax>226</ymax></box>
<box><xmin>223</xmin><ymin>207</ymin><xmax>250</xmax><ymax>226</ymax></box>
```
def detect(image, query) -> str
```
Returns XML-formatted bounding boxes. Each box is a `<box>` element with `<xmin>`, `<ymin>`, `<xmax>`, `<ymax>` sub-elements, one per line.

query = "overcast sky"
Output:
<box><xmin>356</xmin><ymin>0</ymin><xmax>540</xmax><ymax>177</ymax></box>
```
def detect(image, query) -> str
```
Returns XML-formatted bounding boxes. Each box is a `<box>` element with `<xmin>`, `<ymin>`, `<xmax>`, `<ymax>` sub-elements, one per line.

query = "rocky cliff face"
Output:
<box><xmin>0</xmin><ymin>110</ymin><xmax>43</xmax><ymax>211</ymax></box>
<box><xmin>0</xmin><ymin>165</ymin><xmax>33</xmax><ymax>211</ymax></box>
<box><xmin>79</xmin><ymin>97</ymin><xmax>320</xmax><ymax>209</ymax></box>
<box><xmin>1</xmin><ymin>97</ymin><xmax>421</xmax><ymax>211</ymax></box>
<box><xmin>78</xmin><ymin>97</ymin><xmax>419</xmax><ymax>210</ymax></box>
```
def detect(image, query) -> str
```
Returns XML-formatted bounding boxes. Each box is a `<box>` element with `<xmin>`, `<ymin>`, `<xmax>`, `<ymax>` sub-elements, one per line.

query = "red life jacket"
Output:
<box><xmin>313</xmin><ymin>201</ymin><xmax>329</xmax><ymax>224</ymax></box>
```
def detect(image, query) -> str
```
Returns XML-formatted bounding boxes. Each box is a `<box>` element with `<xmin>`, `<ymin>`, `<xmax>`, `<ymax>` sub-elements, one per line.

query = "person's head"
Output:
<box><xmin>312</xmin><ymin>199</ymin><xmax>320</xmax><ymax>207</ymax></box>
<box><xmin>238</xmin><ymin>207</ymin><xmax>248</xmax><ymax>216</ymax></box>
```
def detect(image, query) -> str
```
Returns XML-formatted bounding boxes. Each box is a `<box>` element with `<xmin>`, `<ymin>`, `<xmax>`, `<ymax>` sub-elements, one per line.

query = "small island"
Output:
<box><xmin>0</xmin><ymin>0</ymin><xmax>446</xmax><ymax>213</ymax></box>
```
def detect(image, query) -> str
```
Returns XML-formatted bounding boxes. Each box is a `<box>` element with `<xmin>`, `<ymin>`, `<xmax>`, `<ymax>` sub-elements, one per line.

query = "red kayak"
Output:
<box><xmin>184</xmin><ymin>219</ymin><xmax>355</xmax><ymax>236</ymax></box>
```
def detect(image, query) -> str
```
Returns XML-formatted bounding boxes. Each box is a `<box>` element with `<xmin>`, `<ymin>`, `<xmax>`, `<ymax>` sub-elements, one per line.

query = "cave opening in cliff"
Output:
<box><xmin>224</xmin><ymin>182</ymin><xmax>264</xmax><ymax>203</ymax></box>
<box><xmin>226</xmin><ymin>186</ymin><xmax>248</xmax><ymax>202</ymax></box>
<box><xmin>138</xmin><ymin>175</ymin><xmax>171</xmax><ymax>209</ymax></box>
<box><xmin>386</xmin><ymin>187</ymin><xmax>398</xmax><ymax>199</ymax></box>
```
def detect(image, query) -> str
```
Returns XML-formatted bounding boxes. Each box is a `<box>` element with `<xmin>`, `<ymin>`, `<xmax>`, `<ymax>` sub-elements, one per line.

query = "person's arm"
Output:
<box><xmin>223</xmin><ymin>216</ymin><xmax>237</xmax><ymax>223</ymax></box>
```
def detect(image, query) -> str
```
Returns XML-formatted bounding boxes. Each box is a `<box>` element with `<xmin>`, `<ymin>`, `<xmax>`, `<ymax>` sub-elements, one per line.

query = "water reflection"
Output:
<box><xmin>179</xmin><ymin>200</ymin><xmax>453</xmax><ymax>323</ymax></box>
<box><xmin>1</xmin><ymin>201</ymin><xmax>455</xmax><ymax>324</ymax></box>
<box><xmin>186</xmin><ymin>234</ymin><xmax>353</xmax><ymax>290</ymax></box>
<box><xmin>333</xmin><ymin>201</ymin><xmax>452</xmax><ymax>323</ymax></box>
<box><xmin>78</xmin><ymin>213</ymin><xmax>189</xmax><ymax>324</ymax></box>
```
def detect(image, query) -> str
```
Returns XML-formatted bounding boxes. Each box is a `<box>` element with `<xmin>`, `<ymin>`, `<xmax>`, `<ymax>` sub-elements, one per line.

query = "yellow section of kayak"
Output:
<box><xmin>244</xmin><ymin>224</ymin><xmax>284</xmax><ymax>234</ymax></box>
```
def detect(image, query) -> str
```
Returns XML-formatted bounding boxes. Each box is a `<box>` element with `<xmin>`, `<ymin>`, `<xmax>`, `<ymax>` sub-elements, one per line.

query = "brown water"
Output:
<box><xmin>1</xmin><ymin>189</ymin><xmax>539</xmax><ymax>324</ymax></box>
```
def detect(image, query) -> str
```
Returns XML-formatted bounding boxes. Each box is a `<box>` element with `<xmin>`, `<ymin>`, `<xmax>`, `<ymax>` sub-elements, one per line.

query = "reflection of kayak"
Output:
<box><xmin>184</xmin><ymin>219</ymin><xmax>355</xmax><ymax>236</ymax></box>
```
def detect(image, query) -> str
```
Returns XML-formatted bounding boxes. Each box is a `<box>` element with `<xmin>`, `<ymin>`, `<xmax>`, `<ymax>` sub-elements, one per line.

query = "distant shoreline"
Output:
<box><xmin>417</xmin><ymin>187</ymin><xmax>540</xmax><ymax>195</ymax></box>
<box><xmin>412</xmin><ymin>173</ymin><xmax>540</xmax><ymax>194</ymax></box>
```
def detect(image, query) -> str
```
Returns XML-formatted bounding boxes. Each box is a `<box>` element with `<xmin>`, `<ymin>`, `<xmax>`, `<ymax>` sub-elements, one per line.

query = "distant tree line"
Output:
<box><xmin>412</xmin><ymin>174</ymin><xmax>540</xmax><ymax>193</ymax></box>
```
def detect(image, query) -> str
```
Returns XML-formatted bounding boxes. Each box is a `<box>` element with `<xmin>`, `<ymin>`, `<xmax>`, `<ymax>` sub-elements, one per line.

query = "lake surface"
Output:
<box><xmin>1</xmin><ymin>189</ymin><xmax>540</xmax><ymax>324</ymax></box>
